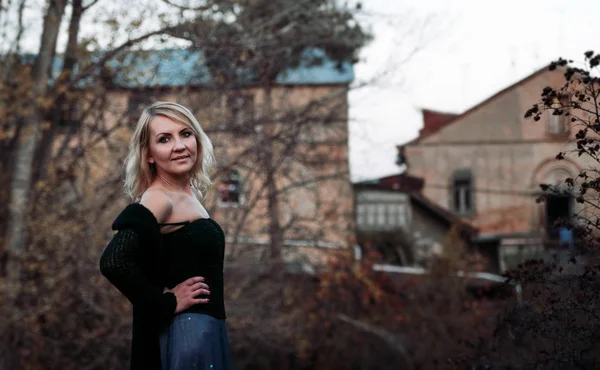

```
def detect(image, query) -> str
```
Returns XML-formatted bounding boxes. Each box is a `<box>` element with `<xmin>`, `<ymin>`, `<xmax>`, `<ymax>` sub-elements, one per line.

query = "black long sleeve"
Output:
<box><xmin>100</xmin><ymin>228</ymin><xmax>176</xmax><ymax>331</ymax></box>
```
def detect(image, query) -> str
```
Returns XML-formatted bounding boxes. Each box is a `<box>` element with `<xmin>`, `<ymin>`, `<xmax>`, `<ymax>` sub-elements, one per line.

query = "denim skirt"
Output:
<box><xmin>160</xmin><ymin>313</ymin><xmax>233</xmax><ymax>370</ymax></box>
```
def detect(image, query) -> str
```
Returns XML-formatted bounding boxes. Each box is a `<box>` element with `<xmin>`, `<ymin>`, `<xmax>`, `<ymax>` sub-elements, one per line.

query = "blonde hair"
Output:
<box><xmin>123</xmin><ymin>101</ymin><xmax>215</xmax><ymax>201</ymax></box>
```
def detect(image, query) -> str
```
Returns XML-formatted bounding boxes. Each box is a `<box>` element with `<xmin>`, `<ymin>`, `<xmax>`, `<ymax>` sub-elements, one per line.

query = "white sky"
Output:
<box><xmin>348</xmin><ymin>0</ymin><xmax>600</xmax><ymax>181</ymax></box>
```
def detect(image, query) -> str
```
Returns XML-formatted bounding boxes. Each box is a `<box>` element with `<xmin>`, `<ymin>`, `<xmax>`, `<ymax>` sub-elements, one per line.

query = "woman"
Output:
<box><xmin>100</xmin><ymin>101</ymin><xmax>232</xmax><ymax>370</ymax></box>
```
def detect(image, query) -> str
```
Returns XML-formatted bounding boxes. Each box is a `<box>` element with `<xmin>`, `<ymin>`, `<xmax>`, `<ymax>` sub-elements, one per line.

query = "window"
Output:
<box><xmin>547</xmin><ymin>114</ymin><xmax>567</xmax><ymax>135</ymax></box>
<box><xmin>451</xmin><ymin>169</ymin><xmax>474</xmax><ymax>216</ymax></box>
<box><xmin>355</xmin><ymin>201</ymin><xmax>407</xmax><ymax>230</ymax></box>
<box><xmin>58</xmin><ymin>106</ymin><xmax>81</xmax><ymax>133</ymax></box>
<box><xmin>227</xmin><ymin>93</ymin><xmax>254</xmax><ymax>127</ymax></box>
<box><xmin>367</xmin><ymin>204</ymin><xmax>376</xmax><ymax>225</ymax></box>
<box><xmin>545</xmin><ymin>194</ymin><xmax>572</xmax><ymax>240</ymax></box>
<box><xmin>356</xmin><ymin>204</ymin><xmax>366</xmax><ymax>226</ymax></box>
<box><xmin>387</xmin><ymin>204</ymin><xmax>397</xmax><ymax>226</ymax></box>
<box><xmin>43</xmin><ymin>96</ymin><xmax>81</xmax><ymax>134</ymax></box>
<box><xmin>397</xmin><ymin>205</ymin><xmax>407</xmax><ymax>226</ymax></box>
<box><xmin>127</xmin><ymin>92</ymin><xmax>148</xmax><ymax>122</ymax></box>
<box><xmin>547</xmin><ymin>95</ymin><xmax>570</xmax><ymax>136</ymax></box>
<box><xmin>453</xmin><ymin>179</ymin><xmax>471</xmax><ymax>211</ymax></box>
<box><xmin>377</xmin><ymin>204</ymin><xmax>386</xmax><ymax>226</ymax></box>
<box><xmin>218</xmin><ymin>170</ymin><xmax>243</xmax><ymax>207</ymax></box>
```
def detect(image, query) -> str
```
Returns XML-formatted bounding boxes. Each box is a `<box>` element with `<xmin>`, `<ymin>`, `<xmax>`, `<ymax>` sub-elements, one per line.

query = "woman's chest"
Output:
<box><xmin>167</xmin><ymin>193</ymin><xmax>210</xmax><ymax>219</ymax></box>
<box><xmin>162</xmin><ymin>220</ymin><xmax>225</xmax><ymax>265</ymax></box>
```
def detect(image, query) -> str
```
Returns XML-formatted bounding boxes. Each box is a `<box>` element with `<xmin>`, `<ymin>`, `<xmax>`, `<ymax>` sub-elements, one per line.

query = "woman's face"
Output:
<box><xmin>147</xmin><ymin>115</ymin><xmax>199</xmax><ymax>178</ymax></box>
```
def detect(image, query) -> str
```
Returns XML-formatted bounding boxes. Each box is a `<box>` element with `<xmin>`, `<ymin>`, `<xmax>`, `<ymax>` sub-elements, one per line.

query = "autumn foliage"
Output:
<box><xmin>222</xmin><ymin>243</ymin><xmax>510</xmax><ymax>370</ymax></box>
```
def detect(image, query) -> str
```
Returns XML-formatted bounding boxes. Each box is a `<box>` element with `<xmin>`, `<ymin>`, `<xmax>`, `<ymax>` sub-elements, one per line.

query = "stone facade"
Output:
<box><xmin>400</xmin><ymin>67</ymin><xmax>594</xmax><ymax>270</ymax></box>
<box><xmin>76</xmin><ymin>81</ymin><xmax>354</xmax><ymax>266</ymax></box>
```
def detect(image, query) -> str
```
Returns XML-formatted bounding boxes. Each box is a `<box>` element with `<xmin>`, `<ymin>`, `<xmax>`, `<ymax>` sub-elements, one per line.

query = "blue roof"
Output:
<box><xmin>109</xmin><ymin>49</ymin><xmax>212</xmax><ymax>87</ymax></box>
<box><xmin>274</xmin><ymin>48</ymin><xmax>354</xmax><ymax>85</ymax></box>
<box><xmin>49</xmin><ymin>48</ymin><xmax>354</xmax><ymax>87</ymax></box>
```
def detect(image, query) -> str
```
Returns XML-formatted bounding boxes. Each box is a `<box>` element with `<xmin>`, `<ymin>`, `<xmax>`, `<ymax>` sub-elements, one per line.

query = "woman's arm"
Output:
<box><xmin>100</xmin><ymin>191</ymin><xmax>174</xmax><ymax>328</ymax></box>
<box><xmin>100</xmin><ymin>228</ymin><xmax>176</xmax><ymax>329</ymax></box>
<box><xmin>100</xmin><ymin>229</ymin><xmax>210</xmax><ymax>327</ymax></box>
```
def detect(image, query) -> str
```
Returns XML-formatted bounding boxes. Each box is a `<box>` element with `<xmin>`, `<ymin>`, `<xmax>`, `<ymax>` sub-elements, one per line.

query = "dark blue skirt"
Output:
<box><xmin>160</xmin><ymin>313</ymin><xmax>233</xmax><ymax>370</ymax></box>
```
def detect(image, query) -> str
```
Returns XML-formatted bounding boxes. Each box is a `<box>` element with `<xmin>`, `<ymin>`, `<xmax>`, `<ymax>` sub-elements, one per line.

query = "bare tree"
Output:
<box><xmin>164</xmin><ymin>0</ymin><xmax>371</xmax><ymax>277</ymax></box>
<box><xmin>6</xmin><ymin>0</ymin><xmax>68</xmax><ymax>302</ymax></box>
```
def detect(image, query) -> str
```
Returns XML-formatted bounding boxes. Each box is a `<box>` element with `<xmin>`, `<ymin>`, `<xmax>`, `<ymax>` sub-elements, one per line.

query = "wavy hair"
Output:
<box><xmin>123</xmin><ymin>101</ymin><xmax>215</xmax><ymax>201</ymax></box>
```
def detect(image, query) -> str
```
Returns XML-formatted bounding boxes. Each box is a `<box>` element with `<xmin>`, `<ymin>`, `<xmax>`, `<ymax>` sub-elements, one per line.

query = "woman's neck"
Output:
<box><xmin>153</xmin><ymin>172</ymin><xmax>191</xmax><ymax>194</ymax></box>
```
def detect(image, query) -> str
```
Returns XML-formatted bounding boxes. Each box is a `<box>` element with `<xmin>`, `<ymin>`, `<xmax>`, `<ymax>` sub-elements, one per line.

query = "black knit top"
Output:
<box><xmin>160</xmin><ymin>218</ymin><xmax>227</xmax><ymax>319</ymax></box>
<box><xmin>99</xmin><ymin>203</ymin><xmax>227</xmax><ymax>370</ymax></box>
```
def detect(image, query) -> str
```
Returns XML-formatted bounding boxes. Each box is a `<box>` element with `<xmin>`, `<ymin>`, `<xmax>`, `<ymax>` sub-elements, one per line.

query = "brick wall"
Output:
<box><xmin>63</xmin><ymin>84</ymin><xmax>354</xmax><ymax>262</ymax></box>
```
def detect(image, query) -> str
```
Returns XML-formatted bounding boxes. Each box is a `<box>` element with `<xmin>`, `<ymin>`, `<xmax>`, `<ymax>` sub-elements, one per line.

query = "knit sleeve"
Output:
<box><xmin>100</xmin><ymin>228</ymin><xmax>176</xmax><ymax>330</ymax></box>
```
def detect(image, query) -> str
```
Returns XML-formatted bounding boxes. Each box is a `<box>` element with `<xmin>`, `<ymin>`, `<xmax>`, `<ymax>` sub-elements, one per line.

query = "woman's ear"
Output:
<box><xmin>148</xmin><ymin>157</ymin><xmax>155</xmax><ymax>164</ymax></box>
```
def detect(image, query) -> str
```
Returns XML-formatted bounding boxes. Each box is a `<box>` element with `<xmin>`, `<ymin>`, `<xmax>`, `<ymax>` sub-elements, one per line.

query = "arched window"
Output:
<box><xmin>547</xmin><ymin>94</ymin><xmax>570</xmax><ymax>136</ymax></box>
<box><xmin>218</xmin><ymin>170</ymin><xmax>243</xmax><ymax>207</ymax></box>
<box><xmin>450</xmin><ymin>169</ymin><xmax>475</xmax><ymax>216</ymax></box>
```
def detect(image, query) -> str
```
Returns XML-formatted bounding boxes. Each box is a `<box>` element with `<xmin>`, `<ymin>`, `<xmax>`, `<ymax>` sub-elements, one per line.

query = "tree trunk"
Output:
<box><xmin>4</xmin><ymin>3</ymin><xmax>67</xmax><ymax>365</ymax></box>
<box><xmin>263</xmin><ymin>85</ymin><xmax>284</xmax><ymax>278</ymax></box>
<box><xmin>32</xmin><ymin>0</ymin><xmax>83</xmax><ymax>186</ymax></box>
<box><xmin>6</xmin><ymin>0</ymin><xmax>67</xmax><ymax>298</ymax></box>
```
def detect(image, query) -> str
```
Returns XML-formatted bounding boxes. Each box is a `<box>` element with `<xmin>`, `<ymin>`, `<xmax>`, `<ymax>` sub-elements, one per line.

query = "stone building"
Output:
<box><xmin>71</xmin><ymin>48</ymin><xmax>356</xmax><ymax>267</ymax></box>
<box><xmin>398</xmin><ymin>66</ymin><xmax>589</xmax><ymax>272</ymax></box>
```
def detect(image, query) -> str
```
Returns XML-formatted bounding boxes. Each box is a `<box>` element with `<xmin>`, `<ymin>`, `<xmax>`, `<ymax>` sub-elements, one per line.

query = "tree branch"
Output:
<box><xmin>81</xmin><ymin>0</ymin><xmax>100</xmax><ymax>12</ymax></box>
<box><xmin>69</xmin><ymin>23</ymin><xmax>189</xmax><ymax>88</ymax></box>
<box><xmin>161</xmin><ymin>0</ymin><xmax>213</xmax><ymax>12</ymax></box>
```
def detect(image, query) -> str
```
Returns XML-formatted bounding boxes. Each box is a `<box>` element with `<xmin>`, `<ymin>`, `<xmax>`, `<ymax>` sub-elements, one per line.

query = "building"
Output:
<box><xmin>398</xmin><ymin>66</ymin><xmax>590</xmax><ymax>272</ymax></box>
<box><xmin>353</xmin><ymin>173</ymin><xmax>477</xmax><ymax>267</ymax></box>
<box><xmin>60</xmin><ymin>48</ymin><xmax>356</xmax><ymax>267</ymax></box>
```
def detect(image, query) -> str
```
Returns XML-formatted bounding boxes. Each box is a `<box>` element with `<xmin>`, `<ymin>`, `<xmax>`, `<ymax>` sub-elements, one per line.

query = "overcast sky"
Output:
<box><xmin>348</xmin><ymin>0</ymin><xmax>600</xmax><ymax>181</ymax></box>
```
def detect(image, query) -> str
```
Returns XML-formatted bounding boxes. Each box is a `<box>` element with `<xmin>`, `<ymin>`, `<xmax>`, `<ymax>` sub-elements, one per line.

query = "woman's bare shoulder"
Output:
<box><xmin>190</xmin><ymin>186</ymin><xmax>202</xmax><ymax>200</ymax></box>
<box><xmin>140</xmin><ymin>188</ymin><xmax>173</xmax><ymax>223</ymax></box>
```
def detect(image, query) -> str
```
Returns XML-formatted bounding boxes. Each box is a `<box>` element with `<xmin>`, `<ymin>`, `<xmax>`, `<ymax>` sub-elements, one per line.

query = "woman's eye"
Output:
<box><xmin>182</xmin><ymin>131</ymin><xmax>192</xmax><ymax>138</ymax></box>
<box><xmin>158</xmin><ymin>137</ymin><xmax>169</xmax><ymax>143</ymax></box>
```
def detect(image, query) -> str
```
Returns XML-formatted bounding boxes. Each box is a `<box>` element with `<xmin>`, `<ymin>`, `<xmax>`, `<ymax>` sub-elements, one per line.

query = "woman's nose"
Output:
<box><xmin>173</xmin><ymin>138</ymin><xmax>185</xmax><ymax>150</ymax></box>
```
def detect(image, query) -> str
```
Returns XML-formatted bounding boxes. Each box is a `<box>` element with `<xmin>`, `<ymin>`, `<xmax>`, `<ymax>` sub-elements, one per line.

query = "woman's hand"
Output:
<box><xmin>166</xmin><ymin>276</ymin><xmax>210</xmax><ymax>314</ymax></box>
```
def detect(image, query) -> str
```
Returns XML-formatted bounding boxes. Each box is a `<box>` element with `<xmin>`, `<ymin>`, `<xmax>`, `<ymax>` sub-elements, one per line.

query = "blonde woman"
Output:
<box><xmin>100</xmin><ymin>102</ymin><xmax>232</xmax><ymax>370</ymax></box>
